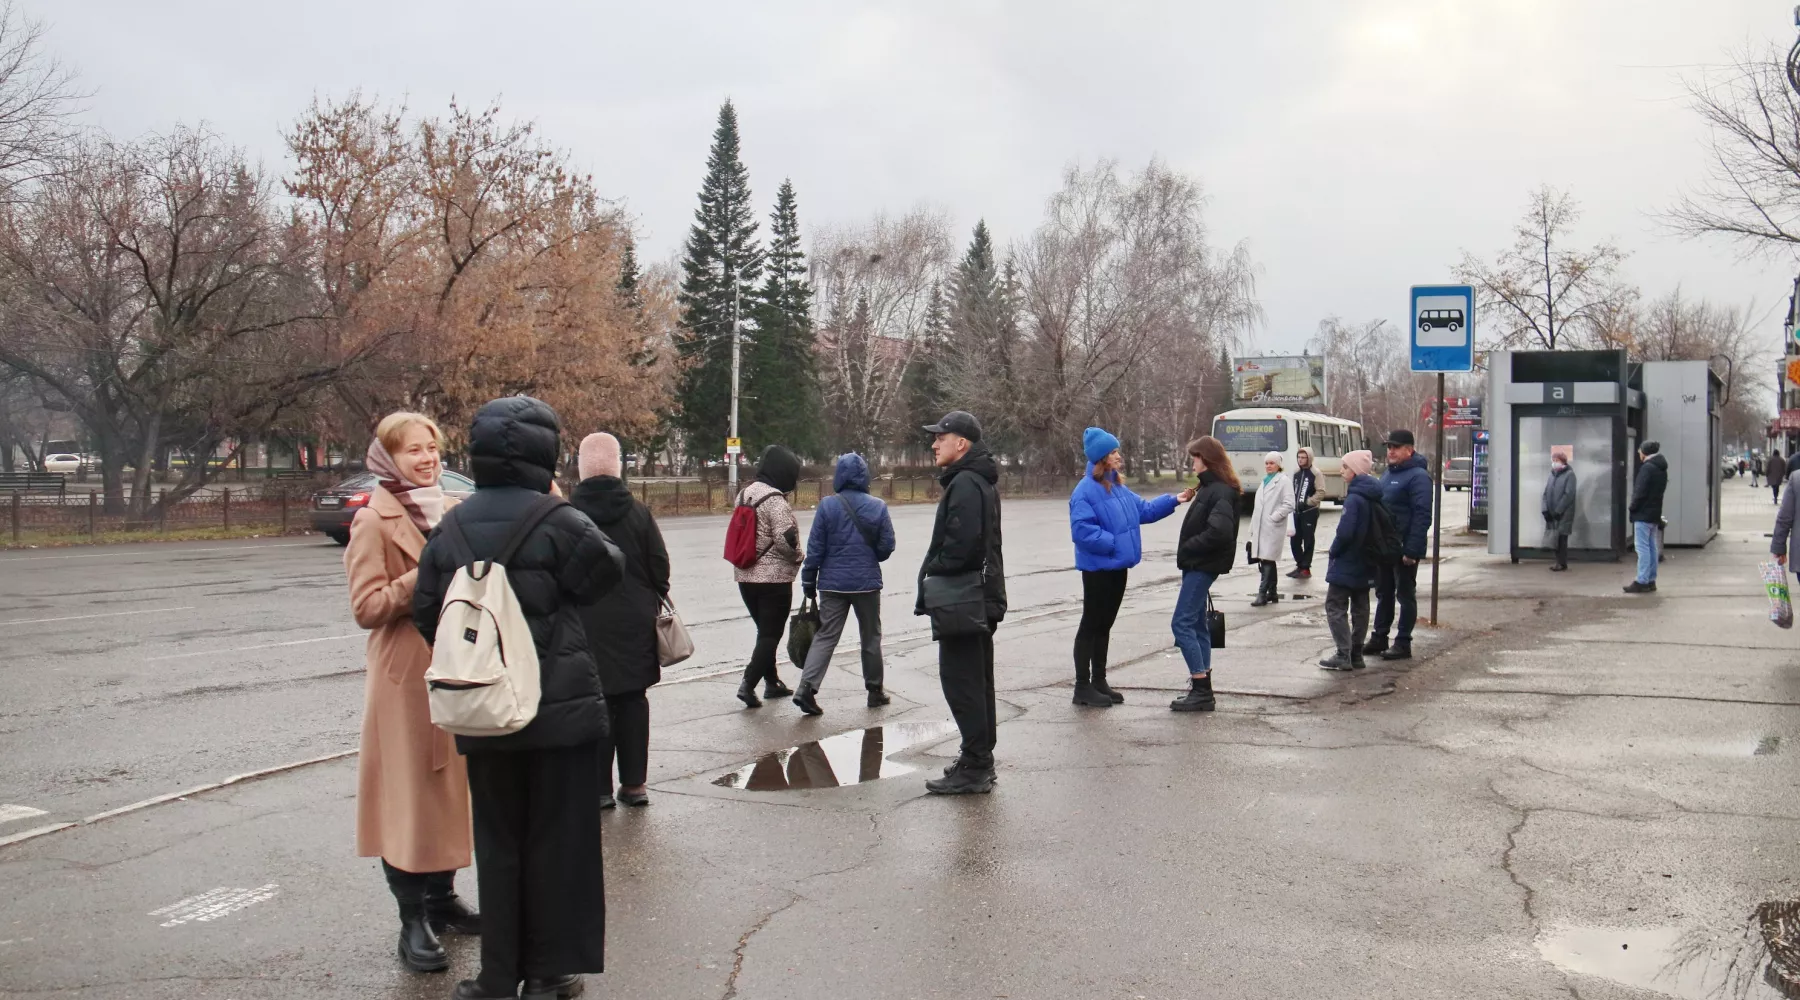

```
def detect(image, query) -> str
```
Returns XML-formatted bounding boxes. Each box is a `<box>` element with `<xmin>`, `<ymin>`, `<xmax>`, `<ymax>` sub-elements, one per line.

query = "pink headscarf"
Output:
<box><xmin>1342</xmin><ymin>450</ymin><xmax>1374</xmax><ymax>478</ymax></box>
<box><xmin>366</xmin><ymin>437</ymin><xmax>445</xmax><ymax>535</ymax></box>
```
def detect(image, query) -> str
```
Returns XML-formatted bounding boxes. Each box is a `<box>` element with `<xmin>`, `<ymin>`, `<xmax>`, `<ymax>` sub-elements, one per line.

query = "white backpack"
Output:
<box><xmin>424</xmin><ymin>496</ymin><xmax>565</xmax><ymax>737</ymax></box>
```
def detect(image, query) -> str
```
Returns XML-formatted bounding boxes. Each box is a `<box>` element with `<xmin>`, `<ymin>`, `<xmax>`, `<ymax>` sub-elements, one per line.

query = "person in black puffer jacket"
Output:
<box><xmin>1171</xmin><ymin>435</ymin><xmax>1241</xmax><ymax>713</ymax></box>
<box><xmin>570</xmin><ymin>432</ymin><xmax>670</xmax><ymax>811</ymax></box>
<box><xmin>413</xmin><ymin>396</ymin><xmax>624</xmax><ymax>1000</ymax></box>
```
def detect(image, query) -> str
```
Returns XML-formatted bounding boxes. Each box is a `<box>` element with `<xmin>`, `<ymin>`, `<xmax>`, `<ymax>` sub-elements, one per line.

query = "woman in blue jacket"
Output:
<box><xmin>1069</xmin><ymin>427</ymin><xmax>1190</xmax><ymax>707</ymax></box>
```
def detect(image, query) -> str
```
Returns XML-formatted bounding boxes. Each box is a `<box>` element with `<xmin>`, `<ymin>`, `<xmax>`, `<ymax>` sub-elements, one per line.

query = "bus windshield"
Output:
<box><xmin>1213</xmin><ymin>419</ymin><xmax>1288</xmax><ymax>453</ymax></box>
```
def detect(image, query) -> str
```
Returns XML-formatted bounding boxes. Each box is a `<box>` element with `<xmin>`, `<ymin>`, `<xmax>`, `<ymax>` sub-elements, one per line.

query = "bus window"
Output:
<box><xmin>1351</xmin><ymin>427</ymin><xmax>1365</xmax><ymax>452</ymax></box>
<box><xmin>1212</xmin><ymin>419</ymin><xmax>1288</xmax><ymax>453</ymax></box>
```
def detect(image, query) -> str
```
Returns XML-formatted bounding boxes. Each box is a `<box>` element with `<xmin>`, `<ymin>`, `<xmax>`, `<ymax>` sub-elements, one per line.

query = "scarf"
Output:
<box><xmin>1263</xmin><ymin>472</ymin><xmax>1278</xmax><ymax>487</ymax></box>
<box><xmin>365</xmin><ymin>437</ymin><xmax>445</xmax><ymax>535</ymax></box>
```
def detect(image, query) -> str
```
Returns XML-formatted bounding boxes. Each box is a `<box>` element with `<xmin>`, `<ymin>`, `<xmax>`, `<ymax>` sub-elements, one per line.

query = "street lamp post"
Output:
<box><xmin>729</xmin><ymin>274</ymin><xmax>742</xmax><ymax>499</ymax></box>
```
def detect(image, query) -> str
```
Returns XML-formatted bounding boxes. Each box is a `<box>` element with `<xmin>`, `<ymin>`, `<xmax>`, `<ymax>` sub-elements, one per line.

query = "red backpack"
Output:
<box><xmin>723</xmin><ymin>490</ymin><xmax>779</xmax><ymax>569</ymax></box>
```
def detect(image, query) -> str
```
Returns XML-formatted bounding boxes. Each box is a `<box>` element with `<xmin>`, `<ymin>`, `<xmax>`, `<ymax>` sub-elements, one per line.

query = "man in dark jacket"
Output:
<box><xmin>916</xmin><ymin>411</ymin><xmax>1006</xmax><ymax>795</ymax></box>
<box><xmin>413</xmin><ymin>396</ymin><xmax>624</xmax><ymax>1000</ymax></box>
<box><xmin>1287</xmin><ymin>447</ymin><xmax>1321</xmax><ymax>579</ymax></box>
<box><xmin>795</xmin><ymin>453</ymin><xmax>897</xmax><ymax>715</ymax></box>
<box><xmin>1770</xmin><ymin>450</ymin><xmax>1788</xmax><ymax>506</ymax></box>
<box><xmin>1624</xmin><ymin>441</ymin><xmax>1670</xmax><ymax>594</ymax></box>
<box><xmin>570</xmin><ymin>432</ymin><xmax>670</xmax><ymax>809</ymax></box>
<box><xmin>1365</xmin><ymin>429</ymin><xmax>1434</xmax><ymax>661</ymax></box>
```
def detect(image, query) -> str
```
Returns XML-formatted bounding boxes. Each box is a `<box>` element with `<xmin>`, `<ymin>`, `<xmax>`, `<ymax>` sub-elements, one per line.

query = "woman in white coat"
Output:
<box><xmin>1249</xmin><ymin>451</ymin><xmax>1295</xmax><ymax>607</ymax></box>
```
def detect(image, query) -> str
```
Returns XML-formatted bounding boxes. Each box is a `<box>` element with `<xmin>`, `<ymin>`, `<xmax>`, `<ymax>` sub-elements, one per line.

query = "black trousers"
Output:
<box><xmin>1372</xmin><ymin>560</ymin><xmax>1420</xmax><ymax>645</ymax></box>
<box><xmin>1554</xmin><ymin>533</ymin><xmax>1569</xmax><ymax>569</ymax></box>
<box><xmin>466</xmin><ymin>743</ymin><xmax>606</xmax><ymax>993</ymax></box>
<box><xmin>1074</xmin><ymin>569</ymin><xmax>1128</xmax><ymax>687</ymax></box>
<box><xmin>598</xmin><ymin>689</ymin><xmax>649</xmax><ymax>792</ymax></box>
<box><xmin>738</xmin><ymin>582</ymin><xmax>793</xmax><ymax>687</ymax></box>
<box><xmin>939</xmin><ymin>628</ymin><xmax>998</xmax><ymax>769</ymax></box>
<box><xmin>1290</xmin><ymin>509</ymin><xmax>1319</xmax><ymax>570</ymax></box>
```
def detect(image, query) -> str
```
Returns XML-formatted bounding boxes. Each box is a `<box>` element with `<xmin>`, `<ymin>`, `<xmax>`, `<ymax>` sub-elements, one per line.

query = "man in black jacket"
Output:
<box><xmin>916</xmin><ymin>411</ymin><xmax>1006</xmax><ymax>795</ymax></box>
<box><xmin>1624</xmin><ymin>441</ymin><xmax>1669</xmax><ymax>594</ymax></box>
<box><xmin>413</xmin><ymin>397</ymin><xmax>625</xmax><ymax>1000</ymax></box>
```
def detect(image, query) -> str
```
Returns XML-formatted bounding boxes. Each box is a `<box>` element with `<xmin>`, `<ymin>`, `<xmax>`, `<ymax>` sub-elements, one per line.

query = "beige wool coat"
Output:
<box><xmin>345</xmin><ymin>487</ymin><xmax>472</xmax><ymax>874</ymax></box>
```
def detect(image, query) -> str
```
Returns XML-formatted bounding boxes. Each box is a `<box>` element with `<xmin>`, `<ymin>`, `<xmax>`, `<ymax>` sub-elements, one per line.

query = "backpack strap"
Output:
<box><xmin>837</xmin><ymin>493</ymin><xmax>882</xmax><ymax>552</ymax></box>
<box><xmin>494</xmin><ymin>494</ymin><xmax>567</xmax><ymax>568</ymax></box>
<box><xmin>441</xmin><ymin>508</ymin><xmax>477</xmax><ymax>568</ymax></box>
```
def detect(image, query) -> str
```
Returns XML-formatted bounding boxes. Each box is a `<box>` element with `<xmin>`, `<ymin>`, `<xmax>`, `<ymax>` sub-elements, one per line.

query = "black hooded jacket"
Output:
<box><xmin>1629</xmin><ymin>453</ymin><xmax>1669</xmax><ymax>524</ymax></box>
<box><xmin>571</xmin><ymin>475</ymin><xmax>670</xmax><ymax>696</ymax></box>
<box><xmin>916</xmin><ymin>443</ymin><xmax>1007</xmax><ymax>625</ymax></box>
<box><xmin>1177</xmin><ymin>469</ymin><xmax>1241</xmax><ymax>575</ymax></box>
<box><xmin>755</xmin><ymin>445</ymin><xmax>802</xmax><ymax>494</ymax></box>
<box><xmin>413</xmin><ymin>396</ymin><xmax>625</xmax><ymax>754</ymax></box>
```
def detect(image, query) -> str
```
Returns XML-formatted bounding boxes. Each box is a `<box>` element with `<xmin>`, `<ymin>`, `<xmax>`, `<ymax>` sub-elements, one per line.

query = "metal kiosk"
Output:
<box><xmin>1639</xmin><ymin>360</ymin><xmax>1722</xmax><ymax>547</ymax></box>
<box><xmin>1486</xmin><ymin>349</ymin><xmax>1638</xmax><ymax>563</ymax></box>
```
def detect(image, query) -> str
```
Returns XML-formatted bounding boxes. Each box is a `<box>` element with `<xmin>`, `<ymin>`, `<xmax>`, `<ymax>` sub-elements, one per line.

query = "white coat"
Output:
<box><xmin>1249</xmin><ymin>474</ymin><xmax>1295</xmax><ymax>562</ymax></box>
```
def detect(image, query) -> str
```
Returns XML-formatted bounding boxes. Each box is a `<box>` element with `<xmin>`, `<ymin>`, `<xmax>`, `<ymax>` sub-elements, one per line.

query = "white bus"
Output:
<box><xmin>1210</xmin><ymin>408</ymin><xmax>1368</xmax><ymax>502</ymax></box>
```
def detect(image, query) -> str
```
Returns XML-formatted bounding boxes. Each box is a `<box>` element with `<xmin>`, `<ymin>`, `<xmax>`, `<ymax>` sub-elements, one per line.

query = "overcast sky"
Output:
<box><xmin>32</xmin><ymin>0</ymin><xmax>1798</xmax><ymax>353</ymax></box>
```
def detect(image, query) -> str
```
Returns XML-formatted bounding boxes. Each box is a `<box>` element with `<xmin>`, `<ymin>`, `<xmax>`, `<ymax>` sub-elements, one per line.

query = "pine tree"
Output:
<box><xmin>674</xmin><ymin>100</ymin><xmax>763</xmax><ymax>460</ymax></box>
<box><xmin>945</xmin><ymin>220</ymin><xmax>1021</xmax><ymax>456</ymax></box>
<box><xmin>898</xmin><ymin>281</ymin><xmax>951</xmax><ymax>455</ymax></box>
<box><xmin>745</xmin><ymin>179</ymin><xmax>822</xmax><ymax>457</ymax></box>
<box><xmin>617</xmin><ymin>239</ymin><xmax>642</xmax><ymax>311</ymax></box>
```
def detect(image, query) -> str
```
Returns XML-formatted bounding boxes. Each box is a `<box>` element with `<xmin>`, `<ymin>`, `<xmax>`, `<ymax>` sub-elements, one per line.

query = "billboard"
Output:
<box><xmin>1232</xmin><ymin>355</ymin><xmax>1327</xmax><ymax>406</ymax></box>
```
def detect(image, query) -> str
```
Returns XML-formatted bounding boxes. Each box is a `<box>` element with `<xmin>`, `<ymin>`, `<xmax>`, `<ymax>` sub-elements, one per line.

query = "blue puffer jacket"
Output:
<box><xmin>1380</xmin><ymin>453</ymin><xmax>1435</xmax><ymax>559</ymax></box>
<box><xmin>1069</xmin><ymin>466</ymin><xmax>1181</xmax><ymax>572</ymax></box>
<box><xmin>1327</xmin><ymin>474</ymin><xmax>1384</xmax><ymax>588</ymax></box>
<box><xmin>802</xmin><ymin>454</ymin><xmax>896</xmax><ymax>593</ymax></box>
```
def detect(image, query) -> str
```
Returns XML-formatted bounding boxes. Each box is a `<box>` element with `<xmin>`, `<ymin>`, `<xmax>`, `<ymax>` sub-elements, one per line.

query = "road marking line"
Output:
<box><xmin>0</xmin><ymin>822</ymin><xmax>74</xmax><ymax>847</ymax></box>
<box><xmin>0</xmin><ymin>804</ymin><xmax>47</xmax><ymax>824</ymax></box>
<box><xmin>150</xmin><ymin>884</ymin><xmax>280</xmax><ymax>927</ymax></box>
<box><xmin>0</xmin><ymin>606</ymin><xmax>196</xmax><ymax>627</ymax></box>
<box><xmin>145</xmin><ymin>633</ymin><xmax>363</xmax><ymax>662</ymax></box>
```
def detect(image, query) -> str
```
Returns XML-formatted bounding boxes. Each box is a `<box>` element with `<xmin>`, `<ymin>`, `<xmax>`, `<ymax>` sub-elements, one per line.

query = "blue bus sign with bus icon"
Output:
<box><xmin>1410</xmin><ymin>284</ymin><xmax>1475</xmax><ymax>372</ymax></box>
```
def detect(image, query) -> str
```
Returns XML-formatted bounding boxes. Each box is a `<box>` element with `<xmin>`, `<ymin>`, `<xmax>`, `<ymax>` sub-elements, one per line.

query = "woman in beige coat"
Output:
<box><xmin>344</xmin><ymin>412</ymin><xmax>478</xmax><ymax>975</ymax></box>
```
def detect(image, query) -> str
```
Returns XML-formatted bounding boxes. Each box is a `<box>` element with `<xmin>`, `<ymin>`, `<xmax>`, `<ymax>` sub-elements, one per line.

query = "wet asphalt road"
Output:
<box><xmin>2</xmin><ymin>488</ymin><xmax>1797</xmax><ymax>999</ymax></box>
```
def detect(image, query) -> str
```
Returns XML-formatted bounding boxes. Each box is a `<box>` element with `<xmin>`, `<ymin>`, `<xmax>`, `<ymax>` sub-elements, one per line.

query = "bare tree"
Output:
<box><xmin>1669</xmin><ymin>45</ymin><xmax>1800</xmax><ymax>254</ymax></box>
<box><xmin>0</xmin><ymin>1</ymin><xmax>81</xmax><ymax>190</ymax></box>
<box><xmin>1456</xmin><ymin>185</ymin><xmax>1629</xmax><ymax>350</ymax></box>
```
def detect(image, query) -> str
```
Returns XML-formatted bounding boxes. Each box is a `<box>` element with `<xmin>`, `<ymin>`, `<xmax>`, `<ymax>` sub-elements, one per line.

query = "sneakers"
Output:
<box><xmin>1170</xmin><ymin>674</ymin><xmax>1216</xmax><ymax>712</ymax></box>
<box><xmin>926</xmin><ymin>762</ymin><xmax>995</xmax><ymax>794</ymax></box>
<box><xmin>866</xmin><ymin>686</ymin><xmax>891</xmax><ymax>708</ymax></box>
<box><xmin>1622</xmin><ymin>581</ymin><xmax>1657</xmax><ymax>594</ymax></box>
<box><xmin>1071</xmin><ymin>684</ymin><xmax>1114</xmax><ymax>708</ymax></box>
<box><xmin>1378</xmin><ymin>645</ymin><xmax>1412</xmax><ymax>661</ymax></box>
<box><xmin>1318</xmin><ymin>652</ymin><xmax>1354</xmax><ymax>671</ymax></box>
<box><xmin>1297</xmin><ymin>569</ymin><xmax>1312</xmax><ymax>579</ymax></box>
<box><xmin>1284</xmin><ymin>568</ymin><xmax>1303</xmax><ymax>579</ymax></box>
<box><xmin>736</xmin><ymin>678</ymin><xmax>762</xmax><ymax>708</ymax></box>
<box><xmin>1250</xmin><ymin>594</ymin><xmax>1274</xmax><ymax>608</ymax></box>
<box><xmin>792</xmin><ymin>684</ymin><xmax>823</xmax><ymax>716</ymax></box>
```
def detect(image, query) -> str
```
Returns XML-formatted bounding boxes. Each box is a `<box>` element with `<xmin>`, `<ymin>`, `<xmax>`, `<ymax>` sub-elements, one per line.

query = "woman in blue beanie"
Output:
<box><xmin>1068</xmin><ymin>427</ymin><xmax>1191</xmax><ymax>707</ymax></box>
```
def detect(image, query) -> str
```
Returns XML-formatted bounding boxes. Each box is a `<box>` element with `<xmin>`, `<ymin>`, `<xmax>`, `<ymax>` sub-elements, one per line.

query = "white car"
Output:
<box><xmin>42</xmin><ymin>454</ymin><xmax>81</xmax><ymax>474</ymax></box>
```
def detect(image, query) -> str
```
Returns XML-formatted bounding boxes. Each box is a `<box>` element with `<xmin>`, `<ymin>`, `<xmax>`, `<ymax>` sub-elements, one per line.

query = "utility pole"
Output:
<box><xmin>728</xmin><ymin>266</ymin><xmax>742</xmax><ymax>499</ymax></box>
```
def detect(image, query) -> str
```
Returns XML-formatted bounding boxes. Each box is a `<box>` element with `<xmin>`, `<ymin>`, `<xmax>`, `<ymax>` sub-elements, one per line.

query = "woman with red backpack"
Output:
<box><xmin>728</xmin><ymin>446</ymin><xmax>805</xmax><ymax>707</ymax></box>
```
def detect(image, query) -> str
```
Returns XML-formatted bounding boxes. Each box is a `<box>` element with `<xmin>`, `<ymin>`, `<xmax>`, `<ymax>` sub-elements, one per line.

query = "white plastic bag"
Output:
<box><xmin>1761</xmin><ymin>560</ymin><xmax>1793</xmax><ymax>630</ymax></box>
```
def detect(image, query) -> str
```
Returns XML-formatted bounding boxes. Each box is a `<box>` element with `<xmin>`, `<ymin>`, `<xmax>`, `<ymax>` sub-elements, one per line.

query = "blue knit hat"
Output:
<box><xmin>1083</xmin><ymin>427</ymin><xmax>1121</xmax><ymax>465</ymax></box>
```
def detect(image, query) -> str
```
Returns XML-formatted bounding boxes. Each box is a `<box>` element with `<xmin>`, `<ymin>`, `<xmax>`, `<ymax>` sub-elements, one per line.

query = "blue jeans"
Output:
<box><xmin>1634</xmin><ymin>520</ymin><xmax>1658</xmax><ymax>584</ymax></box>
<box><xmin>1171</xmin><ymin>570</ymin><xmax>1217</xmax><ymax>677</ymax></box>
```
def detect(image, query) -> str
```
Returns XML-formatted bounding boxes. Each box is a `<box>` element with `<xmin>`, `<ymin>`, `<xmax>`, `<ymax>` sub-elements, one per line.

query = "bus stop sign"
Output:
<box><xmin>1411</xmin><ymin>284</ymin><xmax>1476</xmax><ymax>373</ymax></box>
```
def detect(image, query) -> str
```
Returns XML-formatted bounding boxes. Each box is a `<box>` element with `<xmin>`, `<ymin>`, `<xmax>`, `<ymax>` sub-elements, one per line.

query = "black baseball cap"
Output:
<box><xmin>1383</xmin><ymin>429</ymin><xmax>1416</xmax><ymax>448</ymax></box>
<box><xmin>923</xmin><ymin>410</ymin><xmax>983</xmax><ymax>443</ymax></box>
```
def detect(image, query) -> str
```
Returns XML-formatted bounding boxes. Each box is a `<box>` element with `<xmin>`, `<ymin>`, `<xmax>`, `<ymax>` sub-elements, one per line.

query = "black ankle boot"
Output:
<box><xmin>736</xmin><ymin>676</ymin><xmax>762</xmax><ymax>708</ymax></box>
<box><xmin>792</xmin><ymin>683</ymin><xmax>823</xmax><ymax>716</ymax></box>
<box><xmin>1092</xmin><ymin>667</ymin><xmax>1124</xmax><ymax>704</ymax></box>
<box><xmin>453</xmin><ymin>980</ymin><xmax>520</xmax><ymax>1000</ymax></box>
<box><xmin>1170</xmin><ymin>674</ymin><xmax>1216</xmax><ymax>712</ymax></box>
<box><xmin>1072</xmin><ymin>684</ymin><xmax>1114</xmax><ymax>707</ymax></box>
<box><xmin>763</xmin><ymin>677</ymin><xmax>792</xmax><ymax>699</ymax></box>
<box><xmin>425</xmin><ymin>875</ymin><xmax>481</xmax><ymax>935</ymax></box>
<box><xmin>866</xmin><ymin>685</ymin><xmax>891</xmax><ymax>707</ymax></box>
<box><xmin>523</xmin><ymin>973</ymin><xmax>585</xmax><ymax>999</ymax></box>
<box><xmin>396</xmin><ymin>902</ymin><xmax>449</xmax><ymax>972</ymax></box>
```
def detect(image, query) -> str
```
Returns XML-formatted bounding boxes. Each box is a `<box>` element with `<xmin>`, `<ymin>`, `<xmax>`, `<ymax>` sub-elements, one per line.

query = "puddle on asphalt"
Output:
<box><xmin>712</xmin><ymin>721</ymin><xmax>961</xmax><ymax>791</ymax></box>
<box><xmin>1536</xmin><ymin>924</ymin><xmax>1779</xmax><ymax>999</ymax></box>
<box><xmin>1756</xmin><ymin>736</ymin><xmax>1783</xmax><ymax>756</ymax></box>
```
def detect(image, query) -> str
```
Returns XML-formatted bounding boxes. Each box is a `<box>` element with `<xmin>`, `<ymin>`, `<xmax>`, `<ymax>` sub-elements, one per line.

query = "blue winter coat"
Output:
<box><xmin>802</xmin><ymin>454</ymin><xmax>896</xmax><ymax>593</ymax></box>
<box><xmin>1380</xmin><ymin>453</ymin><xmax>1435</xmax><ymax>559</ymax></box>
<box><xmin>1327</xmin><ymin>474</ymin><xmax>1384</xmax><ymax>588</ymax></box>
<box><xmin>1069</xmin><ymin>465</ymin><xmax>1181</xmax><ymax>572</ymax></box>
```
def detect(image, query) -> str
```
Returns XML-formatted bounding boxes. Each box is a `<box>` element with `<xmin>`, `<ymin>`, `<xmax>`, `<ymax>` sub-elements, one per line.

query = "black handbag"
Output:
<box><xmin>787</xmin><ymin>596</ymin><xmax>821</xmax><ymax>667</ymax></box>
<box><xmin>922</xmin><ymin>571</ymin><xmax>988</xmax><ymax>639</ymax></box>
<box><xmin>1208</xmin><ymin>593</ymin><xmax>1226</xmax><ymax>649</ymax></box>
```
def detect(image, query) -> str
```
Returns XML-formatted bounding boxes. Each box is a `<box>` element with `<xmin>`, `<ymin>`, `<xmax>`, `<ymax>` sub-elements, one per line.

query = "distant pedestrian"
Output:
<box><xmin>1365</xmin><ymin>429</ymin><xmax>1433</xmax><ymax>661</ymax></box>
<box><xmin>344</xmin><ymin>411</ymin><xmax>478</xmax><ymax>975</ymax></box>
<box><xmin>916</xmin><ymin>411</ymin><xmax>1007</xmax><ymax>795</ymax></box>
<box><xmin>733</xmin><ymin>445</ymin><xmax>805</xmax><ymax>708</ymax></box>
<box><xmin>796</xmin><ymin>453</ymin><xmax>897</xmax><ymax>715</ymax></box>
<box><xmin>1753</xmin><ymin>454</ymin><xmax>1764</xmax><ymax>488</ymax></box>
<box><xmin>1248</xmin><ymin>451</ymin><xmax>1295</xmax><ymax>606</ymax></box>
<box><xmin>1771</xmin><ymin>451</ymin><xmax>1788</xmax><ymax>506</ymax></box>
<box><xmin>1067</xmin><ymin>427</ymin><xmax>1188</xmax><ymax>708</ymax></box>
<box><xmin>413</xmin><ymin>396</ymin><xmax>625</xmax><ymax>1000</ymax></box>
<box><xmin>571</xmin><ymin>432</ymin><xmax>670</xmax><ymax>810</ymax></box>
<box><xmin>1542</xmin><ymin>452</ymin><xmax>1577</xmax><ymax>572</ymax></box>
<box><xmin>1319</xmin><ymin>449</ymin><xmax>1380</xmax><ymax>671</ymax></box>
<box><xmin>1287</xmin><ymin>447</ymin><xmax>1321</xmax><ymax>580</ymax></box>
<box><xmin>1170</xmin><ymin>435</ymin><xmax>1242</xmax><ymax>713</ymax></box>
<box><xmin>1623</xmin><ymin>440</ymin><xmax>1669</xmax><ymax>594</ymax></box>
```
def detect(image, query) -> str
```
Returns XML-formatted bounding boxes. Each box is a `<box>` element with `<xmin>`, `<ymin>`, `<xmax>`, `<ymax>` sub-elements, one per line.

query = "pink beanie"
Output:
<box><xmin>1342</xmin><ymin>450</ymin><xmax>1373</xmax><ymax>478</ymax></box>
<box><xmin>578</xmin><ymin>432</ymin><xmax>622</xmax><ymax>480</ymax></box>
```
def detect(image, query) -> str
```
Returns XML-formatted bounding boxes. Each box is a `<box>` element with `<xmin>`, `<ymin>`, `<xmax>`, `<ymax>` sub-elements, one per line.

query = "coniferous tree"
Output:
<box><xmin>898</xmin><ymin>281</ymin><xmax>951</xmax><ymax>458</ymax></box>
<box><xmin>674</xmin><ymin>100</ymin><xmax>763</xmax><ymax>460</ymax></box>
<box><xmin>745</xmin><ymin>178</ymin><xmax>822</xmax><ymax>457</ymax></box>
<box><xmin>943</xmin><ymin>220</ymin><xmax>1022</xmax><ymax>458</ymax></box>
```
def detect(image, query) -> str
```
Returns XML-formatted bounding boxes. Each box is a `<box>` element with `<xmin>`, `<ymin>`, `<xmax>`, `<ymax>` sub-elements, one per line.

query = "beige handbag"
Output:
<box><xmin>656</xmin><ymin>597</ymin><xmax>694</xmax><ymax>667</ymax></box>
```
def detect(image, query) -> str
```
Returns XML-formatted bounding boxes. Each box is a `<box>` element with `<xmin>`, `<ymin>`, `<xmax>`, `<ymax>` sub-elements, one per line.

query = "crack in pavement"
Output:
<box><xmin>720</xmin><ymin>893</ymin><xmax>802</xmax><ymax>1000</ymax></box>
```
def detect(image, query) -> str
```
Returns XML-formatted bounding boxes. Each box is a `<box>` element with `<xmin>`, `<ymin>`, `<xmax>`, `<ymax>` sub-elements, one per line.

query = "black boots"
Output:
<box><xmin>524</xmin><ymin>974</ymin><xmax>586</xmax><ymax>999</ymax></box>
<box><xmin>763</xmin><ymin>677</ymin><xmax>793</xmax><ymax>699</ymax></box>
<box><xmin>1170</xmin><ymin>674</ymin><xmax>1216</xmax><ymax>712</ymax></box>
<box><xmin>1092</xmin><ymin>666</ymin><xmax>1124</xmax><ymax>704</ymax></box>
<box><xmin>736</xmin><ymin>676</ymin><xmax>762</xmax><ymax>708</ymax></box>
<box><xmin>1623</xmin><ymin>581</ymin><xmax>1657</xmax><ymax>594</ymax></box>
<box><xmin>792</xmin><ymin>683</ymin><xmax>823</xmax><ymax>716</ymax></box>
<box><xmin>866</xmin><ymin>685</ymin><xmax>891</xmax><ymax>707</ymax></box>
<box><xmin>925</xmin><ymin>759</ymin><xmax>995</xmax><ymax>794</ymax></box>
<box><xmin>1251</xmin><ymin>562</ymin><xmax>1281</xmax><ymax>607</ymax></box>
<box><xmin>1362</xmin><ymin>635</ymin><xmax>1389</xmax><ymax>657</ymax></box>
<box><xmin>1072</xmin><ymin>684</ymin><xmax>1114</xmax><ymax>707</ymax></box>
<box><xmin>384</xmin><ymin>862</ymin><xmax>458</xmax><ymax>972</ymax></box>
<box><xmin>396</xmin><ymin>902</ymin><xmax>448</xmax><ymax>972</ymax></box>
<box><xmin>617</xmin><ymin>787</ymin><xmax>649</xmax><ymax>807</ymax></box>
<box><xmin>424</xmin><ymin>874</ymin><xmax>481</xmax><ymax>935</ymax></box>
<box><xmin>1379</xmin><ymin>644</ymin><xmax>1412</xmax><ymax>661</ymax></box>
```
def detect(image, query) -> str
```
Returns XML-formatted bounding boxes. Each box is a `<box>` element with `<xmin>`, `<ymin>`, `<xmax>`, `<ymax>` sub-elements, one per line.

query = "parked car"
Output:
<box><xmin>311</xmin><ymin>470</ymin><xmax>475</xmax><ymax>545</ymax></box>
<box><xmin>42</xmin><ymin>454</ymin><xmax>82</xmax><ymax>474</ymax></box>
<box><xmin>1442</xmin><ymin>456</ymin><xmax>1473</xmax><ymax>490</ymax></box>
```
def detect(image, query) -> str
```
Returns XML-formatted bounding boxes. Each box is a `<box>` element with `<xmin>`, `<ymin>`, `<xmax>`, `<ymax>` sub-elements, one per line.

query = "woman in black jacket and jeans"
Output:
<box><xmin>1170</xmin><ymin>435</ymin><xmax>1242</xmax><ymax>713</ymax></box>
<box><xmin>571</xmin><ymin>432</ymin><xmax>670</xmax><ymax>810</ymax></box>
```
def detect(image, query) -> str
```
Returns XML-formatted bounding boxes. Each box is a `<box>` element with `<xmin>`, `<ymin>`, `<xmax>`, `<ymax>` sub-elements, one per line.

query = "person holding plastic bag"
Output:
<box><xmin>1769</xmin><ymin>468</ymin><xmax>1800</xmax><ymax>628</ymax></box>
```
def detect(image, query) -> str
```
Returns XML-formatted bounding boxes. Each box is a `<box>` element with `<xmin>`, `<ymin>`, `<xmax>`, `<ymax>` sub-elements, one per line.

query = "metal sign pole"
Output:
<box><xmin>1430</xmin><ymin>372</ymin><xmax>1445</xmax><ymax>626</ymax></box>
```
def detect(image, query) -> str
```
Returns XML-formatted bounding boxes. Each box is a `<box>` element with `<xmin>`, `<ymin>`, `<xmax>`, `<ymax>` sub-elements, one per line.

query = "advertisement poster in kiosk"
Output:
<box><xmin>1232</xmin><ymin>355</ymin><xmax>1327</xmax><ymax>406</ymax></box>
